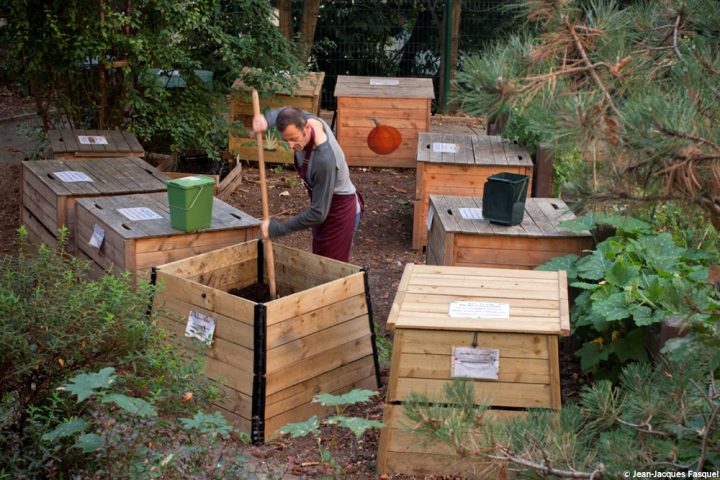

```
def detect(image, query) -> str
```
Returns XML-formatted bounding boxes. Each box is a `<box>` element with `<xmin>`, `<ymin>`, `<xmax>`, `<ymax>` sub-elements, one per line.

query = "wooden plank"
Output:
<box><xmin>274</xmin><ymin>243</ymin><xmax>360</xmax><ymax>281</ymax></box>
<box><xmin>396</xmin><ymin>329</ymin><xmax>550</xmax><ymax>358</ymax></box>
<box><xmin>335</xmin><ymin>76</ymin><xmax>434</xmax><ymax>99</ymax></box>
<box><xmin>266</xmin><ymin>315</ymin><xmax>370</xmax><ymax>373</ymax></box>
<box><xmin>393</xmin><ymin>314</ymin><xmax>563</xmax><ymax>334</ymax></box>
<box><xmin>264</xmin><ymin>356</ymin><xmax>375</xmax><ymax>418</ymax></box>
<box><xmin>212</xmin><ymin>383</ymin><xmax>252</xmax><ymax>422</ymax></box>
<box><xmin>453</xmin><ymin>245</ymin><xmax>581</xmax><ymax>269</ymax></box>
<box><xmin>397</xmin><ymin>353</ymin><xmax>550</xmax><ymax>384</ymax></box>
<box><xmin>217</xmin><ymin>163</ymin><xmax>243</xmax><ymax>199</ymax></box>
<box><xmin>397</xmin><ymin>291</ymin><xmax>561</xmax><ymax>310</ymax></box>
<box><xmin>264</xmin><ymin>272</ymin><xmax>365</xmax><ymax>325</ymax></box>
<box><xmin>391</xmin><ymin>377</ymin><xmax>551</xmax><ymax>407</ymax></box>
<box><xmin>187</xmin><ymin>260</ymin><xmax>256</xmax><ymax>292</ymax></box>
<box><xmin>548</xmin><ymin>336</ymin><xmax>562</xmax><ymax>409</ymax></box>
<box><xmin>407</xmin><ymin>263</ymin><xmax>562</xmax><ymax>279</ymax></box>
<box><xmin>212</xmin><ymin>404</ymin><xmax>252</xmax><ymax>435</ymax></box>
<box><xmin>264</xmin><ymin>375</ymin><xmax>376</xmax><ymax>440</ymax></box>
<box><xmin>155</xmin><ymin>239</ymin><xmax>258</xmax><ymax>278</ymax></box>
<box><xmin>266</xmin><ymin>293</ymin><xmax>367</xmax><ymax>349</ymax></box>
<box><xmin>21</xmin><ymin>207</ymin><xmax>58</xmax><ymax>249</ymax></box>
<box><xmin>120</xmin><ymin>130</ymin><xmax>145</xmax><ymax>154</ymax></box>
<box><xmin>387</xmin><ymin>263</ymin><xmax>415</xmax><ymax>328</ymax></box>
<box><xmin>265</xmin><ymin>334</ymin><xmax>373</xmax><ymax>396</ymax></box>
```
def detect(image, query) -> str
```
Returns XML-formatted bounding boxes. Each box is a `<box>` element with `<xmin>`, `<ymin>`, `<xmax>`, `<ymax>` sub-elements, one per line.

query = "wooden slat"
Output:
<box><xmin>334</xmin><ymin>75</ymin><xmax>434</xmax><ymax>99</ymax></box>
<box><xmin>397</xmin><ymin>353</ymin><xmax>551</xmax><ymax>384</ymax></box>
<box><xmin>395</xmin><ymin>329</ymin><xmax>550</xmax><ymax>359</ymax></box>
<box><xmin>156</xmin><ymin>240</ymin><xmax>258</xmax><ymax>278</ymax></box>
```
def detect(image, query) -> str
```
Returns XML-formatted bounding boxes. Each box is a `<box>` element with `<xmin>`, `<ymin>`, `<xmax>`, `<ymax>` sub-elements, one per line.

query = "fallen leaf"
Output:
<box><xmin>390</xmin><ymin>185</ymin><xmax>407</xmax><ymax>194</ymax></box>
<box><xmin>279</xmin><ymin>190</ymin><xmax>290</xmax><ymax>197</ymax></box>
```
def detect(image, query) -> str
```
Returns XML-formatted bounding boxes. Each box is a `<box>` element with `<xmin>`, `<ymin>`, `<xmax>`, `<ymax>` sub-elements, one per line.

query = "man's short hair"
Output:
<box><xmin>276</xmin><ymin>107</ymin><xmax>307</xmax><ymax>132</ymax></box>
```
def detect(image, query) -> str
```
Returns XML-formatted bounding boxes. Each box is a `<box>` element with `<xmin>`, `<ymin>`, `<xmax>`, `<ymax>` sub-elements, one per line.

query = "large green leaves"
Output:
<box><xmin>64</xmin><ymin>367</ymin><xmax>116</xmax><ymax>402</ymax></box>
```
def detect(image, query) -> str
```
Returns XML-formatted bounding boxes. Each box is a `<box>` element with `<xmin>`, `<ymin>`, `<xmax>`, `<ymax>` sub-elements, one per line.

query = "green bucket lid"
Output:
<box><xmin>167</xmin><ymin>175</ymin><xmax>216</xmax><ymax>189</ymax></box>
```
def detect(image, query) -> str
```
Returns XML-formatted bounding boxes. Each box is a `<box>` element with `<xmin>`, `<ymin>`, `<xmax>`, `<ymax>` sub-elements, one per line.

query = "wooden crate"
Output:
<box><xmin>426</xmin><ymin>195</ymin><xmax>592</xmax><ymax>269</ymax></box>
<box><xmin>228</xmin><ymin>72</ymin><xmax>325</xmax><ymax>164</ymax></box>
<box><xmin>21</xmin><ymin>157</ymin><xmax>168</xmax><ymax>253</ymax></box>
<box><xmin>334</xmin><ymin>75</ymin><xmax>434</xmax><ymax>168</ymax></box>
<box><xmin>48</xmin><ymin>129</ymin><xmax>144</xmax><ymax>159</ymax></box>
<box><xmin>377</xmin><ymin>264</ymin><xmax>569</xmax><ymax>477</ymax></box>
<box><xmin>376</xmin><ymin>404</ymin><xmax>521</xmax><ymax>478</ymax></box>
<box><xmin>75</xmin><ymin>192</ymin><xmax>260</xmax><ymax>280</ymax></box>
<box><xmin>151</xmin><ymin>240</ymin><xmax>381</xmax><ymax>443</ymax></box>
<box><xmin>412</xmin><ymin>133</ymin><xmax>534</xmax><ymax>250</ymax></box>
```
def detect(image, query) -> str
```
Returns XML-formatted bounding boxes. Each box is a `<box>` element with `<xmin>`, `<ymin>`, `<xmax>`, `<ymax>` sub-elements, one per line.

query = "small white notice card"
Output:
<box><xmin>458</xmin><ymin>207</ymin><xmax>484</xmax><ymax>220</ymax></box>
<box><xmin>432</xmin><ymin>142</ymin><xmax>457</xmax><ymax>153</ymax></box>
<box><xmin>185</xmin><ymin>310</ymin><xmax>216</xmax><ymax>345</ymax></box>
<box><xmin>448</xmin><ymin>301</ymin><xmax>510</xmax><ymax>319</ymax></box>
<box><xmin>369</xmin><ymin>78</ymin><xmax>400</xmax><ymax>86</ymax></box>
<box><xmin>452</xmin><ymin>347</ymin><xmax>499</xmax><ymax>380</ymax></box>
<box><xmin>54</xmin><ymin>171</ymin><xmax>93</xmax><ymax>183</ymax></box>
<box><xmin>117</xmin><ymin>207</ymin><xmax>162</xmax><ymax>221</ymax></box>
<box><xmin>77</xmin><ymin>135</ymin><xmax>108</xmax><ymax>145</ymax></box>
<box><xmin>88</xmin><ymin>223</ymin><xmax>105</xmax><ymax>249</ymax></box>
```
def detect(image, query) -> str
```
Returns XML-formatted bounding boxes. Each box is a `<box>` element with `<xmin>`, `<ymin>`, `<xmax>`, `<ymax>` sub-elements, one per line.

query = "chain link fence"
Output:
<box><xmin>309</xmin><ymin>0</ymin><xmax>515</xmax><ymax>111</ymax></box>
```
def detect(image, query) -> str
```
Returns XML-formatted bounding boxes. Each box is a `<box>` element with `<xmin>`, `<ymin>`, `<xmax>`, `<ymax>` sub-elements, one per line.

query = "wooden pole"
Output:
<box><xmin>252</xmin><ymin>89</ymin><xmax>277</xmax><ymax>299</ymax></box>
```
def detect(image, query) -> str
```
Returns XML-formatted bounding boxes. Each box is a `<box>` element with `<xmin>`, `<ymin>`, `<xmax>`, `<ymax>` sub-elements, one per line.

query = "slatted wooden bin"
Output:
<box><xmin>426</xmin><ymin>195</ymin><xmax>593</xmax><ymax>269</ymax></box>
<box><xmin>152</xmin><ymin>239</ymin><xmax>381</xmax><ymax>443</ymax></box>
<box><xmin>412</xmin><ymin>133</ymin><xmax>534</xmax><ymax>250</ymax></box>
<box><xmin>377</xmin><ymin>264</ymin><xmax>570</xmax><ymax>477</ymax></box>
<box><xmin>48</xmin><ymin>129</ymin><xmax>144</xmax><ymax>159</ymax></box>
<box><xmin>228</xmin><ymin>72</ymin><xmax>325</xmax><ymax>164</ymax></box>
<box><xmin>334</xmin><ymin>75</ymin><xmax>434</xmax><ymax>168</ymax></box>
<box><xmin>21</xmin><ymin>157</ymin><xmax>168</xmax><ymax>253</ymax></box>
<box><xmin>75</xmin><ymin>192</ymin><xmax>260</xmax><ymax>280</ymax></box>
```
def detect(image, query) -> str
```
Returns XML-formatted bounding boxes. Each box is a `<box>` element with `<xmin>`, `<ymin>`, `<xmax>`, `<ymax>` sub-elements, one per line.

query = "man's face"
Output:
<box><xmin>281</xmin><ymin>123</ymin><xmax>311</xmax><ymax>152</ymax></box>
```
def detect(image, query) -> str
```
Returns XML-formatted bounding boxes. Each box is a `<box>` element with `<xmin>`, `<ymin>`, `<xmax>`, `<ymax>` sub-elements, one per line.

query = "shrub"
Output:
<box><xmin>0</xmin><ymin>229</ymin><xmax>211</xmax><ymax>477</ymax></box>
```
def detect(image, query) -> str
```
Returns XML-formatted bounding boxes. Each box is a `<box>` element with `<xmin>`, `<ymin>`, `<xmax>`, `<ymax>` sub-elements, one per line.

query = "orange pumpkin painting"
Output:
<box><xmin>367</xmin><ymin>117</ymin><xmax>402</xmax><ymax>155</ymax></box>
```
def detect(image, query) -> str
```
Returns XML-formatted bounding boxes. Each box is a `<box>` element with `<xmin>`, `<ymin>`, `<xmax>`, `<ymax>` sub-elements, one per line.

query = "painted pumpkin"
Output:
<box><xmin>367</xmin><ymin>117</ymin><xmax>402</xmax><ymax>155</ymax></box>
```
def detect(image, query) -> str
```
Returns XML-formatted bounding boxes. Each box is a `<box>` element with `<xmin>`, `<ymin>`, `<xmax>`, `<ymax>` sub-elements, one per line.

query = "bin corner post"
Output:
<box><xmin>146</xmin><ymin>266</ymin><xmax>158</xmax><ymax>318</ymax></box>
<box><xmin>257</xmin><ymin>238</ymin><xmax>265</xmax><ymax>285</ymax></box>
<box><xmin>251</xmin><ymin>302</ymin><xmax>267</xmax><ymax>445</ymax></box>
<box><xmin>362</xmin><ymin>266</ymin><xmax>383</xmax><ymax>389</ymax></box>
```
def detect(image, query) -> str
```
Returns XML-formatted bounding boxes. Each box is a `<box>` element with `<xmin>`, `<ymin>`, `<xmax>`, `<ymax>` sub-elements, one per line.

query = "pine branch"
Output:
<box><xmin>655</xmin><ymin>125</ymin><xmax>720</xmax><ymax>151</ymax></box>
<box><xmin>615</xmin><ymin>416</ymin><xmax>670</xmax><ymax>438</ymax></box>
<box><xmin>489</xmin><ymin>446</ymin><xmax>604</xmax><ymax>479</ymax></box>
<box><xmin>689</xmin><ymin>377</ymin><xmax>720</xmax><ymax>471</ymax></box>
<box><xmin>672</xmin><ymin>15</ymin><xmax>682</xmax><ymax>59</ymax></box>
<box><xmin>563</xmin><ymin>17</ymin><xmax>621</xmax><ymax>118</ymax></box>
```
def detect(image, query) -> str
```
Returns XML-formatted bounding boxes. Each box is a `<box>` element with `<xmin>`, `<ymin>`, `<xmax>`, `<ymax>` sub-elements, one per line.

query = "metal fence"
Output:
<box><xmin>309</xmin><ymin>0</ymin><xmax>513</xmax><ymax>111</ymax></box>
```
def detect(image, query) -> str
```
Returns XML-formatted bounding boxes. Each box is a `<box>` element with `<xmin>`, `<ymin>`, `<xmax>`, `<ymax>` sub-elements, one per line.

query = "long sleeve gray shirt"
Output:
<box><xmin>265</xmin><ymin>108</ymin><xmax>357</xmax><ymax>237</ymax></box>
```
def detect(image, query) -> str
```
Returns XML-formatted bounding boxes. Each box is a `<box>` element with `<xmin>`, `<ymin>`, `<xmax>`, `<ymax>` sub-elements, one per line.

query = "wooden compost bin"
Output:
<box><xmin>75</xmin><ymin>192</ymin><xmax>260</xmax><ymax>280</ymax></box>
<box><xmin>228</xmin><ymin>72</ymin><xmax>325</xmax><ymax>164</ymax></box>
<box><xmin>21</xmin><ymin>157</ymin><xmax>168</xmax><ymax>253</ymax></box>
<box><xmin>426</xmin><ymin>195</ymin><xmax>592</xmax><ymax>269</ymax></box>
<box><xmin>48</xmin><ymin>129</ymin><xmax>144</xmax><ymax>159</ymax></box>
<box><xmin>377</xmin><ymin>264</ymin><xmax>569</xmax><ymax>477</ymax></box>
<box><xmin>152</xmin><ymin>240</ymin><xmax>381</xmax><ymax>443</ymax></box>
<box><xmin>334</xmin><ymin>75</ymin><xmax>434</xmax><ymax>168</ymax></box>
<box><xmin>413</xmin><ymin>132</ymin><xmax>534</xmax><ymax>250</ymax></box>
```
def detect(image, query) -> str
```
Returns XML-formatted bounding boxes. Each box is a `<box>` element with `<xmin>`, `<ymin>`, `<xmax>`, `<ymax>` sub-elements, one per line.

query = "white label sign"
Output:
<box><xmin>185</xmin><ymin>310</ymin><xmax>216</xmax><ymax>345</ymax></box>
<box><xmin>448</xmin><ymin>301</ymin><xmax>510</xmax><ymax>319</ymax></box>
<box><xmin>369</xmin><ymin>78</ymin><xmax>400</xmax><ymax>86</ymax></box>
<box><xmin>452</xmin><ymin>347</ymin><xmax>499</xmax><ymax>380</ymax></box>
<box><xmin>117</xmin><ymin>207</ymin><xmax>163</xmax><ymax>221</ymax></box>
<box><xmin>78</xmin><ymin>135</ymin><xmax>108</xmax><ymax>145</ymax></box>
<box><xmin>458</xmin><ymin>207</ymin><xmax>484</xmax><ymax>220</ymax></box>
<box><xmin>432</xmin><ymin>142</ymin><xmax>457</xmax><ymax>153</ymax></box>
<box><xmin>88</xmin><ymin>223</ymin><xmax>105</xmax><ymax>249</ymax></box>
<box><xmin>54</xmin><ymin>171</ymin><xmax>93</xmax><ymax>183</ymax></box>
<box><xmin>425</xmin><ymin>204</ymin><xmax>436</xmax><ymax>231</ymax></box>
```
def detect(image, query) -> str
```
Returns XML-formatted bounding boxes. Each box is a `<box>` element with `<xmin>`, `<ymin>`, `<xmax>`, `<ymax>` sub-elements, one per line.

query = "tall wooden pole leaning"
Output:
<box><xmin>252</xmin><ymin>89</ymin><xmax>277</xmax><ymax>299</ymax></box>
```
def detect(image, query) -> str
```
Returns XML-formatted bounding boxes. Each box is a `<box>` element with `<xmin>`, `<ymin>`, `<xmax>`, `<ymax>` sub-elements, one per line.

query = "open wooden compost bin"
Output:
<box><xmin>152</xmin><ymin>239</ymin><xmax>381</xmax><ymax>443</ymax></box>
<box><xmin>377</xmin><ymin>264</ymin><xmax>569</xmax><ymax>477</ymax></box>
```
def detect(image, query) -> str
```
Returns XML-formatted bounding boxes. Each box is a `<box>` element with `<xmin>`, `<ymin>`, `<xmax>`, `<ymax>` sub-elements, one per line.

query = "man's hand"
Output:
<box><xmin>252</xmin><ymin>114</ymin><xmax>268</xmax><ymax>134</ymax></box>
<box><xmin>260</xmin><ymin>218</ymin><xmax>270</xmax><ymax>239</ymax></box>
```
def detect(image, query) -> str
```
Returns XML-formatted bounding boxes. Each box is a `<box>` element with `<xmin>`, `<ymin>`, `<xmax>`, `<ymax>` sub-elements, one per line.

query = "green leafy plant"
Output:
<box><xmin>278</xmin><ymin>389</ymin><xmax>383</xmax><ymax>479</ymax></box>
<box><xmin>537</xmin><ymin>213</ymin><xmax>720</xmax><ymax>378</ymax></box>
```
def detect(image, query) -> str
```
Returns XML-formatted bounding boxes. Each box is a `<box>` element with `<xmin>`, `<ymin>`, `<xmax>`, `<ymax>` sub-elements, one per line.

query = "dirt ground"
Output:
<box><xmin>0</xmin><ymin>90</ymin><xmax>585</xmax><ymax>479</ymax></box>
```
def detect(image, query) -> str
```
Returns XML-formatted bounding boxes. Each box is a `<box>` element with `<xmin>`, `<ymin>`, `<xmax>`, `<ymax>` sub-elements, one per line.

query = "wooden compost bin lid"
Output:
<box><xmin>334</xmin><ymin>75</ymin><xmax>435</xmax><ymax>99</ymax></box>
<box><xmin>417</xmin><ymin>133</ymin><xmax>533</xmax><ymax>166</ymax></box>
<box><xmin>48</xmin><ymin>129</ymin><xmax>144</xmax><ymax>158</ymax></box>
<box><xmin>387</xmin><ymin>264</ymin><xmax>570</xmax><ymax>335</ymax></box>
<box><xmin>429</xmin><ymin>195</ymin><xmax>591</xmax><ymax>239</ymax></box>
<box><xmin>75</xmin><ymin>192</ymin><xmax>260</xmax><ymax>238</ymax></box>
<box><xmin>23</xmin><ymin>157</ymin><xmax>168</xmax><ymax>197</ymax></box>
<box><xmin>231</xmin><ymin>71</ymin><xmax>325</xmax><ymax>104</ymax></box>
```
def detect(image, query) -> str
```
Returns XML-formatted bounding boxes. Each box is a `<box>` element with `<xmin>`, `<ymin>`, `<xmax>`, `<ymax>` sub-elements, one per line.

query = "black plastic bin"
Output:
<box><xmin>482</xmin><ymin>172</ymin><xmax>529</xmax><ymax>226</ymax></box>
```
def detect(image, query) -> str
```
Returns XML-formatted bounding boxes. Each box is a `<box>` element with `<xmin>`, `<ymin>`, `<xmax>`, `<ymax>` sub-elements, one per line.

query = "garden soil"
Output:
<box><xmin>0</xmin><ymin>91</ymin><xmax>586</xmax><ymax>478</ymax></box>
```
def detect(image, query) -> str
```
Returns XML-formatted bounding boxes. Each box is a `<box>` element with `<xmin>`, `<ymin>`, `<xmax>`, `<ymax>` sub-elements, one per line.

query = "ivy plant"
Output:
<box><xmin>538</xmin><ymin>213</ymin><xmax>719</xmax><ymax>379</ymax></box>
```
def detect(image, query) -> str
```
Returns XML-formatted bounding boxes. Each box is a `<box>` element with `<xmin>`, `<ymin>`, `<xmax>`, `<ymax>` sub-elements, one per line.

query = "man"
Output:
<box><xmin>252</xmin><ymin>106</ymin><xmax>363</xmax><ymax>262</ymax></box>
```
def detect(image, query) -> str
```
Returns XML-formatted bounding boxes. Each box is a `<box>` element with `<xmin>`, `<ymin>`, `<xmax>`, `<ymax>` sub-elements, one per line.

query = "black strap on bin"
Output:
<box><xmin>251</xmin><ymin>302</ymin><xmax>267</xmax><ymax>444</ymax></box>
<box><xmin>362</xmin><ymin>267</ymin><xmax>382</xmax><ymax>389</ymax></box>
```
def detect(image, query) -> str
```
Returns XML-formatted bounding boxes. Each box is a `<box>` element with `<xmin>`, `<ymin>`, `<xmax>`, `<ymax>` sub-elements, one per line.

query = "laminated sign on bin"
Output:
<box><xmin>482</xmin><ymin>172</ymin><xmax>529</xmax><ymax>226</ymax></box>
<box><xmin>167</xmin><ymin>175</ymin><xmax>216</xmax><ymax>231</ymax></box>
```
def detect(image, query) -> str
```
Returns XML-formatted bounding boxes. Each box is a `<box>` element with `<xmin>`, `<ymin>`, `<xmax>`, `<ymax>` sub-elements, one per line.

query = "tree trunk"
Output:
<box><xmin>300</xmin><ymin>0</ymin><xmax>321</xmax><ymax>61</ymax></box>
<box><xmin>449</xmin><ymin>0</ymin><xmax>461</xmax><ymax>111</ymax></box>
<box><xmin>98</xmin><ymin>0</ymin><xmax>107</xmax><ymax>128</ymax></box>
<box><xmin>277</xmin><ymin>0</ymin><xmax>293</xmax><ymax>40</ymax></box>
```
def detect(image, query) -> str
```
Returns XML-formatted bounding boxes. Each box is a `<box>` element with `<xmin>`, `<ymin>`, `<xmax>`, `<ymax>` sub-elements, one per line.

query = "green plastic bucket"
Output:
<box><xmin>167</xmin><ymin>175</ymin><xmax>215</xmax><ymax>231</ymax></box>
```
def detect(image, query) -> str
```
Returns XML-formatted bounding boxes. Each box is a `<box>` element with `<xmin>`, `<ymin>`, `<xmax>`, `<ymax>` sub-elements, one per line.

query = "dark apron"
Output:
<box><xmin>298</xmin><ymin>136</ymin><xmax>363</xmax><ymax>262</ymax></box>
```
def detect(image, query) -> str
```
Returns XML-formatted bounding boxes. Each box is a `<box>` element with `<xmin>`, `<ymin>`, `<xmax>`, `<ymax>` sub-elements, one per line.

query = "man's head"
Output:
<box><xmin>276</xmin><ymin>107</ymin><xmax>312</xmax><ymax>152</ymax></box>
